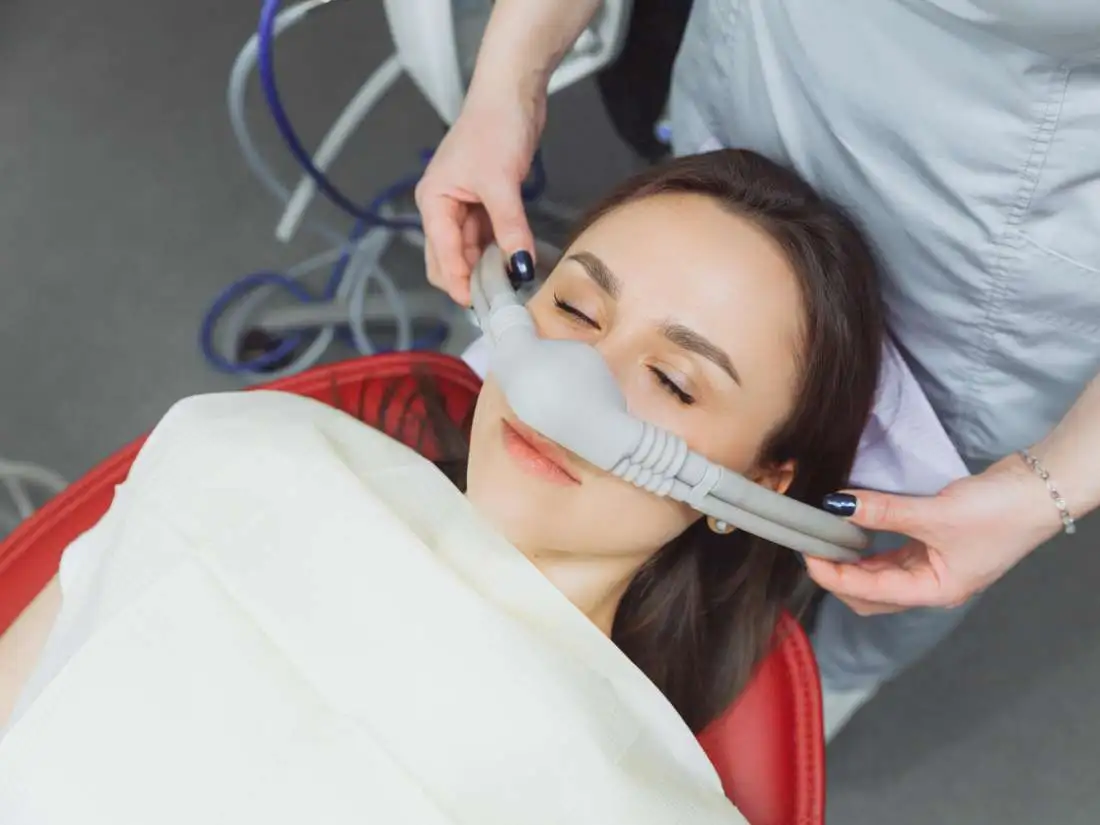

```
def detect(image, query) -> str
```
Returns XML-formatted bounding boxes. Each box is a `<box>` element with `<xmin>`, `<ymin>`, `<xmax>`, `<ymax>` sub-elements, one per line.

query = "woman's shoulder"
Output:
<box><xmin>142</xmin><ymin>390</ymin><xmax>377</xmax><ymax>458</ymax></box>
<box><xmin>130</xmin><ymin>390</ymin><xmax>437</xmax><ymax>513</ymax></box>
<box><xmin>151</xmin><ymin>390</ymin><xmax>335</xmax><ymax>436</ymax></box>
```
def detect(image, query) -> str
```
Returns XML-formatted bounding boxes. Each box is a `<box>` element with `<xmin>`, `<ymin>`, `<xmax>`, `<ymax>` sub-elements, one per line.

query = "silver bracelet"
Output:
<box><xmin>1018</xmin><ymin>449</ymin><xmax>1077</xmax><ymax>535</ymax></box>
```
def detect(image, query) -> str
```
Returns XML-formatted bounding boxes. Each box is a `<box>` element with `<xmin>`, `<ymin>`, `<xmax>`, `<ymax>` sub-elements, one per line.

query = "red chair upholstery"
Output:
<box><xmin>0</xmin><ymin>352</ymin><xmax>823</xmax><ymax>825</ymax></box>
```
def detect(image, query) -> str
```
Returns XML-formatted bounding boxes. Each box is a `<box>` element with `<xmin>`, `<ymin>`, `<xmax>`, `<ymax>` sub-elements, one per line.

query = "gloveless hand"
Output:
<box><xmin>805</xmin><ymin>454</ymin><xmax>1065</xmax><ymax>614</ymax></box>
<box><xmin>414</xmin><ymin>87</ymin><xmax>545</xmax><ymax>306</ymax></box>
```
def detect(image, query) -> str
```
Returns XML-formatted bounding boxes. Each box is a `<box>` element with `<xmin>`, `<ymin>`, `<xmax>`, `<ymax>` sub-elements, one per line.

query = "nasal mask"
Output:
<box><xmin>469</xmin><ymin>245</ymin><xmax>868</xmax><ymax>562</ymax></box>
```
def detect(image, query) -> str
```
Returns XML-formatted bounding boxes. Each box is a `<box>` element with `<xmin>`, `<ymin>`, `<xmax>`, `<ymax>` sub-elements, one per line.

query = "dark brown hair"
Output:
<box><xmin>581</xmin><ymin>150</ymin><xmax>883</xmax><ymax>731</ymax></box>
<box><xmin>357</xmin><ymin>149</ymin><xmax>883</xmax><ymax>733</ymax></box>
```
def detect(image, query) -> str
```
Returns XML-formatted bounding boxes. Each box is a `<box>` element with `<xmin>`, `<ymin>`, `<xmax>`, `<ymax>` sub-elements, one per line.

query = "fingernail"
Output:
<box><xmin>509</xmin><ymin>250</ymin><xmax>535</xmax><ymax>284</ymax></box>
<box><xmin>822</xmin><ymin>493</ymin><xmax>857</xmax><ymax>517</ymax></box>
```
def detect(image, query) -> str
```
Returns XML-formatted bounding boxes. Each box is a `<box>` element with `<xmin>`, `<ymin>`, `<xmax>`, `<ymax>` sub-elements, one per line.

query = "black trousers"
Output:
<box><xmin>595</xmin><ymin>0</ymin><xmax>695</xmax><ymax>163</ymax></box>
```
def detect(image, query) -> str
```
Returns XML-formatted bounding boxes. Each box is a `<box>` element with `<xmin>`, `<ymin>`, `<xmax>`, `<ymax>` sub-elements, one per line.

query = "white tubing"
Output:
<box><xmin>0</xmin><ymin>456</ymin><xmax>68</xmax><ymax>523</ymax></box>
<box><xmin>211</xmin><ymin>203</ymin><xmax>415</xmax><ymax>382</ymax></box>
<box><xmin>219</xmin><ymin>6</ymin><xmax>441</xmax><ymax>376</ymax></box>
<box><xmin>253</xmin><ymin>289</ymin><xmax>448</xmax><ymax>331</ymax></box>
<box><xmin>227</xmin><ymin>0</ymin><xmax>344</xmax><ymax>244</ymax></box>
<box><xmin>347</xmin><ymin>256</ymin><xmax>412</xmax><ymax>355</ymax></box>
<box><xmin>276</xmin><ymin>54</ymin><xmax>404</xmax><ymax>243</ymax></box>
<box><xmin>2</xmin><ymin>475</ymin><xmax>34</xmax><ymax>520</ymax></box>
<box><xmin>216</xmin><ymin>238</ymin><xmax>378</xmax><ymax>383</ymax></box>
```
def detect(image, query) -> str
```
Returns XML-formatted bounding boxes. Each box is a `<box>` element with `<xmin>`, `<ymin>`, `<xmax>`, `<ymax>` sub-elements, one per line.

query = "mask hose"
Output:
<box><xmin>470</xmin><ymin>246</ymin><xmax>867</xmax><ymax>561</ymax></box>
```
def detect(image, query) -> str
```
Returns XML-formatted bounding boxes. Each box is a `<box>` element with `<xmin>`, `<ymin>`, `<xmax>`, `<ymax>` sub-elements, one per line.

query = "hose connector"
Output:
<box><xmin>610</xmin><ymin>422</ymin><xmax>689</xmax><ymax>496</ymax></box>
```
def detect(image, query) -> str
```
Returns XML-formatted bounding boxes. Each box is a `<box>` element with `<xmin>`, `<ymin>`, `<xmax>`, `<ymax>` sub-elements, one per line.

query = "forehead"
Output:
<box><xmin>569</xmin><ymin>193</ymin><xmax>805</xmax><ymax>372</ymax></box>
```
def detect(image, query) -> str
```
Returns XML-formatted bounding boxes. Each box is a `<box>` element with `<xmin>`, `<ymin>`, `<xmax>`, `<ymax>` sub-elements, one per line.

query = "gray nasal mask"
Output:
<box><xmin>469</xmin><ymin>245</ymin><xmax>867</xmax><ymax>562</ymax></box>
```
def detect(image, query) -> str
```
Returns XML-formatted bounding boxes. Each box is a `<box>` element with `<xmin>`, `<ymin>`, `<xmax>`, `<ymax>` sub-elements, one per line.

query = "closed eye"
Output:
<box><xmin>553</xmin><ymin>294</ymin><xmax>600</xmax><ymax>329</ymax></box>
<box><xmin>554</xmin><ymin>294</ymin><xmax>693</xmax><ymax>404</ymax></box>
<box><xmin>648</xmin><ymin>366</ymin><xmax>695</xmax><ymax>405</ymax></box>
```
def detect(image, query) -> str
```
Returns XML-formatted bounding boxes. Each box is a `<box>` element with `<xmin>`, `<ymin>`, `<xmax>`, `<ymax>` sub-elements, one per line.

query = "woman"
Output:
<box><xmin>0</xmin><ymin>150</ymin><xmax>882</xmax><ymax>823</ymax></box>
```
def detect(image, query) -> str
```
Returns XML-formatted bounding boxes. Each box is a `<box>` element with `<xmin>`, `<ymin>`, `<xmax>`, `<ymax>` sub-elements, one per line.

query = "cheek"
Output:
<box><xmin>690</xmin><ymin>422</ymin><xmax>773</xmax><ymax>476</ymax></box>
<box><xmin>527</xmin><ymin>295</ymin><xmax>574</xmax><ymax>341</ymax></box>
<box><xmin>465</xmin><ymin>381</ymin><xmax>699</xmax><ymax>555</ymax></box>
<box><xmin>582</xmin><ymin>481</ymin><xmax>699</xmax><ymax>553</ymax></box>
<box><xmin>505</xmin><ymin>474</ymin><xmax>698</xmax><ymax>558</ymax></box>
<box><xmin>465</xmin><ymin>381</ymin><xmax>505</xmax><ymax>490</ymax></box>
<box><xmin>617</xmin><ymin>381</ymin><xmax>768</xmax><ymax>476</ymax></box>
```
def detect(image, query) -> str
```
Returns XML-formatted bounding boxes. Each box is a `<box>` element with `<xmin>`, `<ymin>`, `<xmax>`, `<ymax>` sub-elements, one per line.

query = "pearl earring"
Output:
<box><xmin>706</xmin><ymin>516</ymin><xmax>734</xmax><ymax>535</ymax></box>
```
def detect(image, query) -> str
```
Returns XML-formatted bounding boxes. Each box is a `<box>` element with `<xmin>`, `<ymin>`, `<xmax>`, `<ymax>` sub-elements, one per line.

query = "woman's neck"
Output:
<box><xmin>518</xmin><ymin>547</ymin><xmax>645</xmax><ymax>636</ymax></box>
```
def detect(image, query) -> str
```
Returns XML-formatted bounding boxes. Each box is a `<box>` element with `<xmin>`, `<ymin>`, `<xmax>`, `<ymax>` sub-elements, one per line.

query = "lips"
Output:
<box><xmin>502</xmin><ymin>418</ymin><xmax>581</xmax><ymax>484</ymax></box>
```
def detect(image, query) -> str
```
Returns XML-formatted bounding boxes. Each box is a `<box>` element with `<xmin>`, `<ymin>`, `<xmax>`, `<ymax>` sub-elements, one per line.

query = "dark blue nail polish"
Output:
<box><xmin>822</xmin><ymin>493</ymin><xmax>857</xmax><ymax>517</ymax></box>
<box><xmin>509</xmin><ymin>250</ymin><xmax>535</xmax><ymax>285</ymax></box>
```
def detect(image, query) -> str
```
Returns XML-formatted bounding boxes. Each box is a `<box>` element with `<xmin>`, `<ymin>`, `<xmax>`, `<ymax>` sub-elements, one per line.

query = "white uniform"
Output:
<box><xmin>671</xmin><ymin>0</ymin><xmax>1100</xmax><ymax>462</ymax></box>
<box><xmin>668</xmin><ymin>0</ymin><xmax>1100</xmax><ymax>702</ymax></box>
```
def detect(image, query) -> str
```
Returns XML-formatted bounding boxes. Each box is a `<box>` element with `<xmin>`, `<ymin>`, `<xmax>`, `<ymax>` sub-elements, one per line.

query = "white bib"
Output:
<box><xmin>0</xmin><ymin>391</ymin><xmax>742</xmax><ymax>825</ymax></box>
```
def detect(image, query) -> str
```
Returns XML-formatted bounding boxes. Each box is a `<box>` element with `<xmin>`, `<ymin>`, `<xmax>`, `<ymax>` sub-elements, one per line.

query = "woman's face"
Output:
<box><xmin>466</xmin><ymin>193</ymin><xmax>805</xmax><ymax>561</ymax></box>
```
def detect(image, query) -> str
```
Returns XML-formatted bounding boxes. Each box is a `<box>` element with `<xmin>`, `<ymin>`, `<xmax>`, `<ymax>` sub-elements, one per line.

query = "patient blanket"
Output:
<box><xmin>0</xmin><ymin>392</ymin><xmax>742</xmax><ymax>824</ymax></box>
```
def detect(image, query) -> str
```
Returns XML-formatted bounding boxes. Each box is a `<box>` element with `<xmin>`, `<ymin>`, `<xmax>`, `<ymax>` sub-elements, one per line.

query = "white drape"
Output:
<box><xmin>0</xmin><ymin>391</ymin><xmax>743</xmax><ymax>825</ymax></box>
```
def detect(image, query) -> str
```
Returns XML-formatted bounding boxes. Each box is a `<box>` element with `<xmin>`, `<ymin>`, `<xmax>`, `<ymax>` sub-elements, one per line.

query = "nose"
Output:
<box><xmin>591</xmin><ymin>331</ymin><xmax>641</xmax><ymax>396</ymax></box>
<box><xmin>528</xmin><ymin>299</ymin><xmax>639</xmax><ymax>396</ymax></box>
<box><xmin>495</xmin><ymin>330</ymin><xmax>643</xmax><ymax>474</ymax></box>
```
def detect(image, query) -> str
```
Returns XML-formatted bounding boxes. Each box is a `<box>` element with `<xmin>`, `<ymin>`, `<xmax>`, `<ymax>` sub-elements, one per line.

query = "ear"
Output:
<box><xmin>750</xmin><ymin>459</ymin><xmax>796</xmax><ymax>496</ymax></box>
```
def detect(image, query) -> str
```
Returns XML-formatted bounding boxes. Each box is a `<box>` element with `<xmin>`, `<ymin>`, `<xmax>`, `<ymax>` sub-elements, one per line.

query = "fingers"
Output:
<box><xmin>423</xmin><ymin>243</ymin><xmax>462</xmax><ymax>308</ymax></box>
<box><xmin>820</xmin><ymin>580</ymin><xmax>971</xmax><ymax>616</ymax></box>
<box><xmin>461</xmin><ymin>211</ymin><xmax>487</xmax><ymax>271</ymax></box>
<box><xmin>418</xmin><ymin>198</ymin><xmax>472</xmax><ymax>306</ymax></box>
<box><xmin>481</xmin><ymin>183</ymin><xmax>535</xmax><ymax>262</ymax></box>
<box><xmin>417</xmin><ymin>183</ymin><xmax>532</xmax><ymax>306</ymax></box>
<box><xmin>825</xmin><ymin>488</ymin><xmax>931</xmax><ymax>536</ymax></box>
<box><xmin>803</xmin><ymin>541</ymin><xmax>951</xmax><ymax>610</ymax></box>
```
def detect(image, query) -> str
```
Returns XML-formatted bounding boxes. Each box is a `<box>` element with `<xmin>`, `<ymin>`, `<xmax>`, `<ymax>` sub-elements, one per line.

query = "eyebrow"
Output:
<box><xmin>662</xmin><ymin>323</ymin><xmax>742</xmax><ymax>386</ymax></box>
<box><xmin>567</xmin><ymin>251</ymin><xmax>621</xmax><ymax>299</ymax></box>
<box><xmin>567</xmin><ymin>250</ymin><xmax>741</xmax><ymax>386</ymax></box>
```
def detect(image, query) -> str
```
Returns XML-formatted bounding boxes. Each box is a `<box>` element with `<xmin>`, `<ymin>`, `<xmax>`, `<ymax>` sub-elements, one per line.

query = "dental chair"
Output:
<box><xmin>0</xmin><ymin>352</ymin><xmax>824</xmax><ymax>825</ymax></box>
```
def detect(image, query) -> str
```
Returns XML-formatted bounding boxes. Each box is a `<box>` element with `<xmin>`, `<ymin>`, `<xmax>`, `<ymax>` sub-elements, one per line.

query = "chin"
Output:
<box><xmin>467</xmin><ymin>462</ymin><xmax>570</xmax><ymax>547</ymax></box>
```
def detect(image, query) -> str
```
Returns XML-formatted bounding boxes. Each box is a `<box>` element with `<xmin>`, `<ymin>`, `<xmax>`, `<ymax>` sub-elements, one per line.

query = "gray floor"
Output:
<box><xmin>1</xmin><ymin>2</ymin><xmax>1097</xmax><ymax>822</ymax></box>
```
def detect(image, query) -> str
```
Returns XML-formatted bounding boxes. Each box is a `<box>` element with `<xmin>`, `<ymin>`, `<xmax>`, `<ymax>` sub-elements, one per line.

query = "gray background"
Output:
<box><xmin>1</xmin><ymin>2</ymin><xmax>1097</xmax><ymax>822</ymax></box>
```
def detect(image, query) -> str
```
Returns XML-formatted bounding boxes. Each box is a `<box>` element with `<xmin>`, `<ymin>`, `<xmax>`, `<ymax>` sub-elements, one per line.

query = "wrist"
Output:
<box><xmin>468</xmin><ymin>0</ymin><xmax>597</xmax><ymax>102</ymax></box>
<box><xmin>1026</xmin><ymin>373</ymin><xmax>1100</xmax><ymax>522</ymax></box>
<box><xmin>460</xmin><ymin>72</ymin><xmax>547</xmax><ymax>162</ymax></box>
<box><xmin>1031</xmin><ymin>435</ymin><xmax>1099</xmax><ymax>522</ymax></box>
<box><xmin>989</xmin><ymin>453</ymin><xmax>1066</xmax><ymax>545</ymax></box>
<box><xmin>466</xmin><ymin>58</ymin><xmax>549</xmax><ymax>123</ymax></box>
